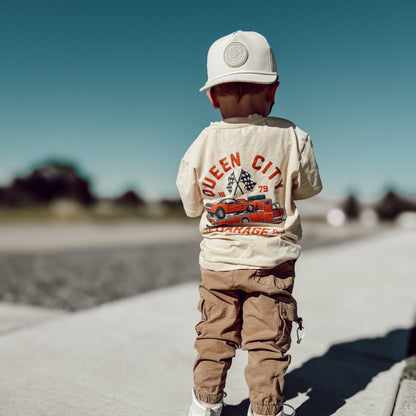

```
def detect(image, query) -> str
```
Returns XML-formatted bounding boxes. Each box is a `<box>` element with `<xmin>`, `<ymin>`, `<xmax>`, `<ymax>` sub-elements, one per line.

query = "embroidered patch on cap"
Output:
<box><xmin>223</xmin><ymin>42</ymin><xmax>248</xmax><ymax>68</ymax></box>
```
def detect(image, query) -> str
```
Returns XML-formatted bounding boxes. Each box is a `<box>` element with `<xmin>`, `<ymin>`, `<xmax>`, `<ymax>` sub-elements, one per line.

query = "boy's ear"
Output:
<box><xmin>267</xmin><ymin>82</ymin><xmax>280</xmax><ymax>103</ymax></box>
<box><xmin>206</xmin><ymin>90</ymin><xmax>220</xmax><ymax>109</ymax></box>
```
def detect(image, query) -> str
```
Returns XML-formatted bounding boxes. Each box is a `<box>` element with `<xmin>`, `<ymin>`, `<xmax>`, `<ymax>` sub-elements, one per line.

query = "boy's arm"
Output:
<box><xmin>176</xmin><ymin>159</ymin><xmax>204</xmax><ymax>217</ymax></box>
<box><xmin>293</xmin><ymin>134</ymin><xmax>323</xmax><ymax>200</ymax></box>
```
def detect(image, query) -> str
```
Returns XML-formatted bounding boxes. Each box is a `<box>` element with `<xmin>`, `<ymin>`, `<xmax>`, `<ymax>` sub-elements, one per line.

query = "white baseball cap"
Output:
<box><xmin>200</xmin><ymin>30</ymin><xmax>278</xmax><ymax>92</ymax></box>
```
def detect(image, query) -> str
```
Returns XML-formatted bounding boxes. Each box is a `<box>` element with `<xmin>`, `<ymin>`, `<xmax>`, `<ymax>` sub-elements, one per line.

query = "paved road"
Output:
<box><xmin>0</xmin><ymin>221</ymin><xmax>381</xmax><ymax>311</ymax></box>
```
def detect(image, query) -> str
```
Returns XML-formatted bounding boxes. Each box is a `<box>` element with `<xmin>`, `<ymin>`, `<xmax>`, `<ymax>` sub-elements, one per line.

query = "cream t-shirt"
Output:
<box><xmin>176</xmin><ymin>114</ymin><xmax>322</xmax><ymax>271</ymax></box>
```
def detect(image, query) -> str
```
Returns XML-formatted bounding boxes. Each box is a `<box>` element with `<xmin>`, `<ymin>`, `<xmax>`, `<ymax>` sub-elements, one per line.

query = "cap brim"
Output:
<box><xmin>199</xmin><ymin>72</ymin><xmax>278</xmax><ymax>92</ymax></box>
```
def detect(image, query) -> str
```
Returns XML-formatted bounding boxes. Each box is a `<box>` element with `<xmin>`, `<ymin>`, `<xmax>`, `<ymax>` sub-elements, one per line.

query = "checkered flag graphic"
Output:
<box><xmin>240</xmin><ymin>170</ymin><xmax>256</xmax><ymax>191</ymax></box>
<box><xmin>226</xmin><ymin>172</ymin><xmax>236</xmax><ymax>194</ymax></box>
<box><xmin>226</xmin><ymin>169</ymin><xmax>256</xmax><ymax>196</ymax></box>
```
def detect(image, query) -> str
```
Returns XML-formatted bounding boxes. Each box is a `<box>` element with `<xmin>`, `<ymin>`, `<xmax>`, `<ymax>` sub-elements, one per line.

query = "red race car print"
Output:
<box><xmin>205</xmin><ymin>195</ymin><xmax>285</xmax><ymax>226</ymax></box>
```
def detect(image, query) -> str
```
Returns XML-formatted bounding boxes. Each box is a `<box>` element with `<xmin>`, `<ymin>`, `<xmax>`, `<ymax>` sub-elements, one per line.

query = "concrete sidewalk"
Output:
<box><xmin>0</xmin><ymin>228</ymin><xmax>415</xmax><ymax>415</ymax></box>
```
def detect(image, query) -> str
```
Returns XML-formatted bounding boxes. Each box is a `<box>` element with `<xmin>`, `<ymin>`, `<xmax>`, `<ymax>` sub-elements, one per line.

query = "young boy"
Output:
<box><xmin>176</xmin><ymin>30</ymin><xmax>322</xmax><ymax>416</ymax></box>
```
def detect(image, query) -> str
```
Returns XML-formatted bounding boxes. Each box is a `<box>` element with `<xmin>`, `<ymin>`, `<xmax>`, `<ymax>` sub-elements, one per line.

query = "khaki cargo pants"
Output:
<box><xmin>193</xmin><ymin>261</ymin><xmax>298</xmax><ymax>416</ymax></box>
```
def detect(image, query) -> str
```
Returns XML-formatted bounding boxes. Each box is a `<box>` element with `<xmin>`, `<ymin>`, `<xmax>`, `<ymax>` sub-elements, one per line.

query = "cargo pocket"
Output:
<box><xmin>195</xmin><ymin>298</ymin><xmax>207</xmax><ymax>337</ymax></box>
<box><xmin>276</xmin><ymin>296</ymin><xmax>298</xmax><ymax>353</ymax></box>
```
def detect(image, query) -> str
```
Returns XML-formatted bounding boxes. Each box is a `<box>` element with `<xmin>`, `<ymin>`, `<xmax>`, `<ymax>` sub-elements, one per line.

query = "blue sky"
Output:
<box><xmin>1</xmin><ymin>0</ymin><xmax>415</xmax><ymax>200</ymax></box>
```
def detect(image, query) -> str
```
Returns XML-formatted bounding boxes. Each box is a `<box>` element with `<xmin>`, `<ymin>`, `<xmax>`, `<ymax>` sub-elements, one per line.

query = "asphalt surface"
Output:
<box><xmin>0</xmin><ymin>242</ymin><xmax>200</xmax><ymax>310</ymax></box>
<box><xmin>0</xmin><ymin>221</ymin><xmax>382</xmax><ymax>311</ymax></box>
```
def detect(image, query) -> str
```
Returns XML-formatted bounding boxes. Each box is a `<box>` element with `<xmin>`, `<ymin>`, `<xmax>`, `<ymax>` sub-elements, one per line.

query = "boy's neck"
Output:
<box><xmin>221</xmin><ymin>109</ymin><xmax>263</xmax><ymax>119</ymax></box>
<box><xmin>217</xmin><ymin>93</ymin><xmax>271</xmax><ymax>120</ymax></box>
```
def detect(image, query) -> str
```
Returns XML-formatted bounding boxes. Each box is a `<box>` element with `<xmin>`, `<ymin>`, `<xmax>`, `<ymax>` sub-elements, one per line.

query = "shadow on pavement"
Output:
<box><xmin>222</xmin><ymin>328</ymin><xmax>410</xmax><ymax>416</ymax></box>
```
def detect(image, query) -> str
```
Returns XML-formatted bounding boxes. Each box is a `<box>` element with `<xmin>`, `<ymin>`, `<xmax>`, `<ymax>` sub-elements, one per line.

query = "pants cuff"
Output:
<box><xmin>251</xmin><ymin>402</ymin><xmax>281</xmax><ymax>416</ymax></box>
<box><xmin>195</xmin><ymin>389</ymin><xmax>223</xmax><ymax>405</ymax></box>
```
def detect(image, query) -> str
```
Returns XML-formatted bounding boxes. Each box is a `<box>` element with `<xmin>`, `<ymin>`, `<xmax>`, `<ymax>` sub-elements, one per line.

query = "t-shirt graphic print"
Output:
<box><xmin>176</xmin><ymin>114</ymin><xmax>322</xmax><ymax>270</ymax></box>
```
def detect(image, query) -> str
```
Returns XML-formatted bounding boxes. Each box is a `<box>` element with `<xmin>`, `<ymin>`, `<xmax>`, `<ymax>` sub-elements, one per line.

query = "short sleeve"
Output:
<box><xmin>293</xmin><ymin>135</ymin><xmax>323</xmax><ymax>200</ymax></box>
<box><xmin>176</xmin><ymin>159</ymin><xmax>204</xmax><ymax>217</ymax></box>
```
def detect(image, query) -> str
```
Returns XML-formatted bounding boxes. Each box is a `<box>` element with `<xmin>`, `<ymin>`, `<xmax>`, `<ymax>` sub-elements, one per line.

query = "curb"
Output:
<box><xmin>392</xmin><ymin>379</ymin><xmax>416</xmax><ymax>415</ymax></box>
<box><xmin>392</xmin><ymin>320</ymin><xmax>416</xmax><ymax>415</ymax></box>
